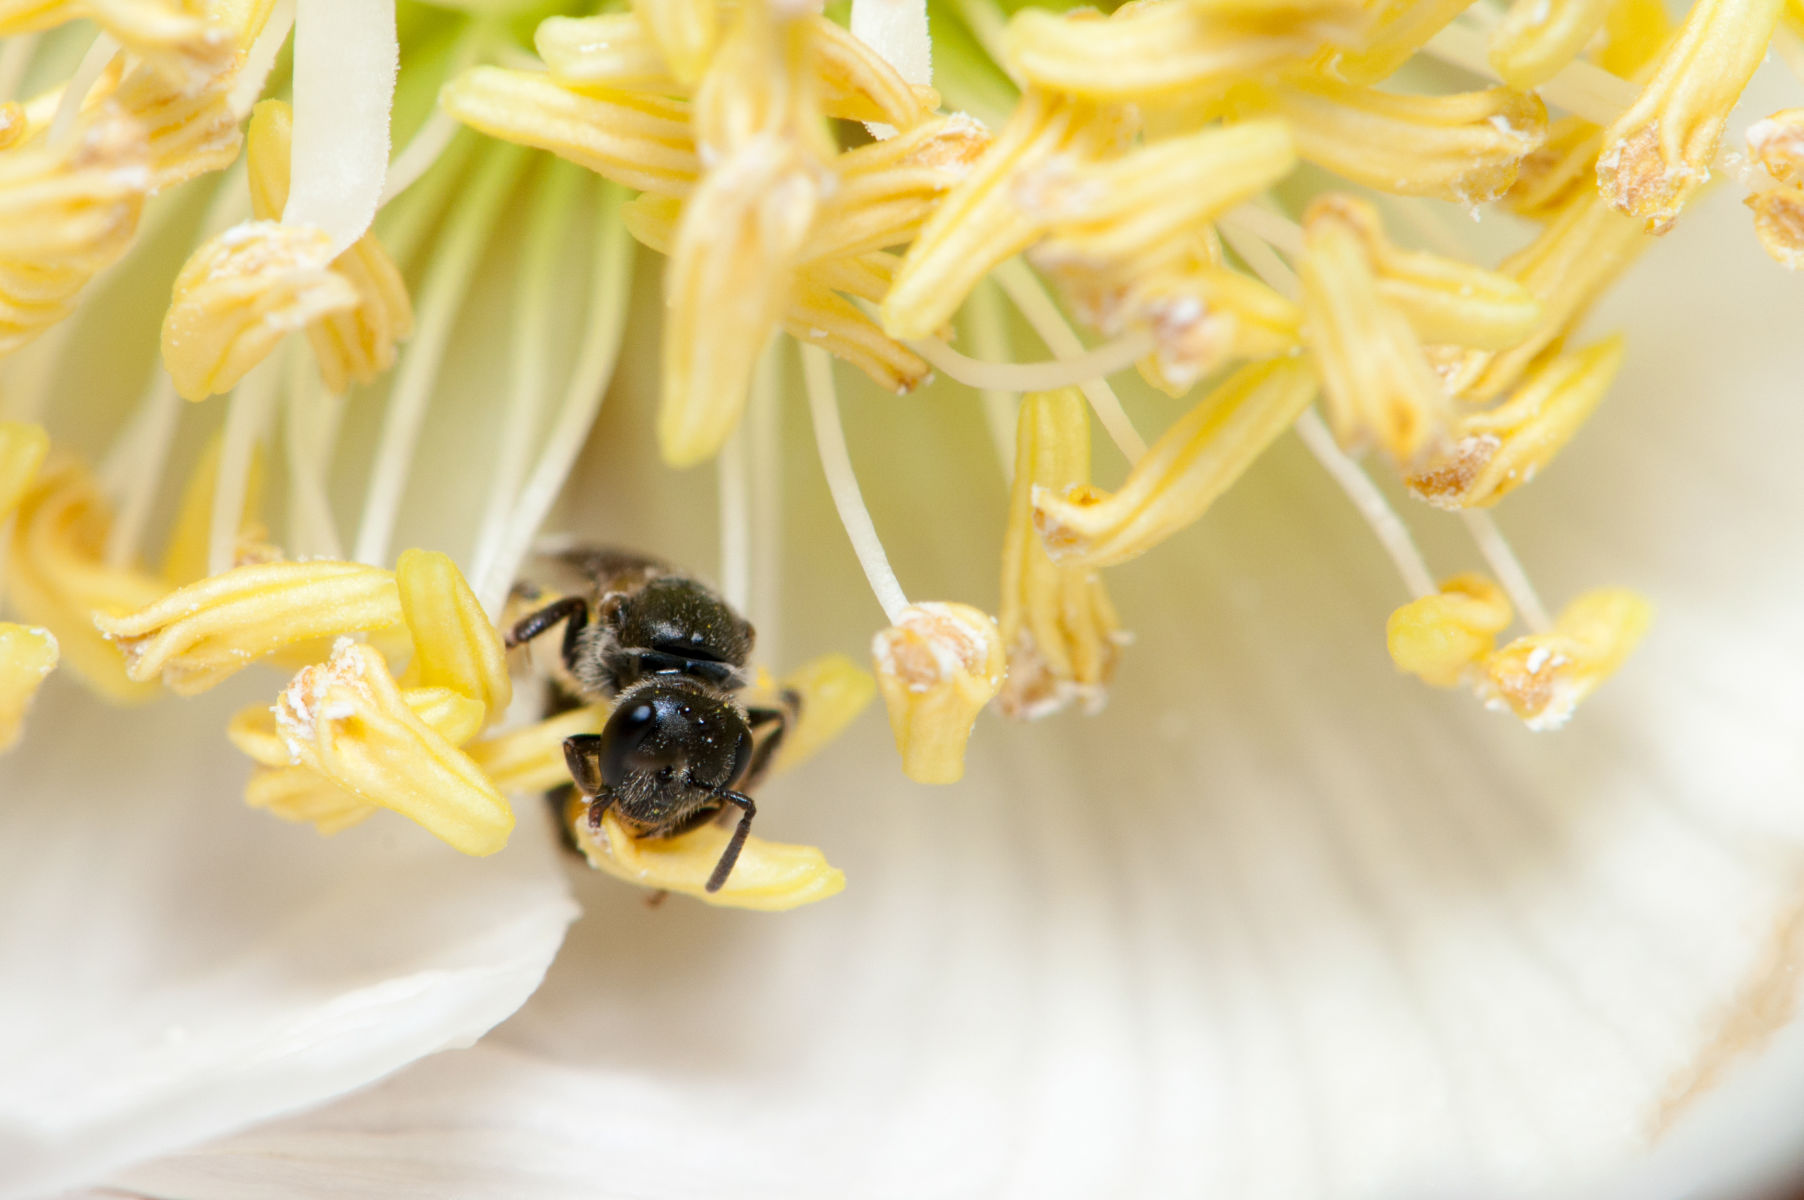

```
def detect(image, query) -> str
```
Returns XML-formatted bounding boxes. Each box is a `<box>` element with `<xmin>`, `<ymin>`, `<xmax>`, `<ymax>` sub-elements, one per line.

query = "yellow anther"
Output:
<box><xmin>0</xmin><ymin>421</ymin><xmax>50</xmax><ymax>519</ymax></box>
<box><xmin>1599</xmin><ymin>0</ymin><xmax>1675</xmax><ymax>77</ymax></box>
<box><xmin>999</xmin><ymin>388</ymin><xmax>1122</xmax><ymax>719</ymax></box>
<box><xmin>1478</xmin><ymin>589</ymin><xmax>1652</xmax><ymax>729</ymax></box>
<box><xmin>1309</xmin><ymin>193</ymin><xmax>1543</xmax><ymax>349</ymax></box>
<box><xmin>159</xmin><ymin>434</ymin><xmax>267</xmax><ymax>585</ymax></box>
<box><xmin>1445</xmin><ymin>187</ymin><xmax>1648</xmax><ymax>401</ymax></box>
<box><xmin>274</xmin><ymin>640</ymin><xmax>514</xmax><ymax>855</ymax></box>
<box><xmin>1300</xmin><ymin>196</ymin><xmax>1449</xmax><ymax>463</ymax></box>
<box><xmin>1005</xmin><ymin>0</ymin><xmax>1352</xmax><ymax>104</ymax></box>
<box><xmin>872</xmin><ymin>601</ymin><xmax>1005</xmax><ymax>784</ymax></box>
<box><xmin>0</xmin><ymin>623</ymin><xmax>58</xmax><ymax>752</ymax></box>
<box><xmin>1749</xmin><ymin>110</ymin><xmax>1804</xmax><ymax>186</ymax></box>
<box><xmin>810</xmin><ymin>114</ymin><xmax>990</xmax><ymax>265</ymax></box>
<box><xmin>762</xmin><ymin>653</ymin><xmax>875</xmax><ymax>772</ymax></box>
<box><xmin>395</xmin><ymin>548</ymin><xmax>511</xmax><ymax>723</ymax></box>
<box><xmin>440</xmin><ymin>67</ymin><xmax>700</xmax><ymax>198</ymax></box>
<box><xmin>0</xmin><ymin>102</ymin><xmax>149</xmax><ymax>356</ymax></box>
<box><xmin>624</xmin><ymin>197</ymin><xmax>927</xmax><ymax>394</ymax></box>
<box><xmin>660</xmin><ymin>145</ymin><xmax>821</xmax><ymax>466</ymax></box>
<box><xmin>93</xmin><ymin>560</ymin><xmax>404</xmax><ymax>694</ymax></box>
<box><xmin>0</xmin><ymin>0</ymin><xmax>233</xmax><ymax>91</ymax></box>
<box><xmin>1030</xmin><ymin>119</ymin><xmax>1296</xmax><ymax>278</ymax></box>
<box><xmin>1386</xmin><ymin>574</ymin><xmax>1513</xmax><ymax>688</ymax></box>
<box><xmin>1033</xmin><ymin>358</ymin><xmax>1317</xmax><ymax>568</ymax></box>
<box><xmin>1747</xmin><ymin>186</ymin><xmax>1804</xmax><ymax>269</ymax></box>
<box><xmin>883</xmin><ymin>89</ymin><xmax>1122</xmax><ymax>341</ymax></box>
<box><xmin>1488</xmin><ymin>0</ymin><xmax>1614</xmax><ymax>90</ymax></box>
<box><xmin>1128</xmin><ymin>262</ymin><xmax>1302</xmax><ymax>396</ymax></box>
<box><xmin>245</xmin><ymin>100</ymin><xmax>414</xmax><ymax>394</ymax></box>
<box><xmin>1329</xmin><ymin>0</ymin><xmax>1476</xmax><ymax>83</ymax></box>
<box><xmin>1597</xmin><ymin>0</ymin><xmax>1781</xmax><ymax>233</ymax></box>
<box><xmin>466</xmin><ymin>704</ymin><xmax>610</xmax><ymax>794</ymax></box>
<box><xmin>534</xmin><ymin>12</ymin><xmax>936</xmax><ymax>130</ymax></box>
<box><xmin>1409</xmin><ymin>336</ymin><xmax>1624</xmax><ymax>508</ymax></box>
<box><xmin>577</xmin><ymin>808</ymin><xmax>846</xmax><ymax>911</ymax></box>
<box><xmin>236</xmin><ymin>677</ymin><xmax>491</xmax><ymax>838</ymax></box>
<box><xmin>0</xmin><ymin>102</ymin><xmax>23</xmax><ymax>150</ymax></box>
<box><xmin>5</xmin><ymin>459</ymin><xmax>163</xmax><ymax>702</ymax></box>
<box><xmin>1507</xmin><ymin>116</ymin><xmax>1600</xmax><ymax>220</ymax></box>
<box><xmin>634</xmin><ymin>0</ymin><xmax>719</xmax><ymax>86</ymax></box>
<box><xmin>1233</xmin><ymin>80</ymin><xmax>1545</xmax><ymax>205</ymax></box>
<box><xmin>160</xmin><ymin>221</ymin><xmax>360</xmax><ymax>402</ymax></box>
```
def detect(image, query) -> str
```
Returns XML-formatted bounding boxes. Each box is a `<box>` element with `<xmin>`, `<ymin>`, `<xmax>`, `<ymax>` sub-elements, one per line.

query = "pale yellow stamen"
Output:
<box><xmin>465</xmin><ymin>704</ymin><xmax>611</xmax><ymax>795</ymax></box>
<box><xmin>873</xmin><ymin>601</ymin><xmax>1005</xmax><ymax>784</ymax></box>
<box><xmin>1386</xmin><ymin>573</ymin><xmax>1513</xmax><ymax>687</ymax></box>
<box><xmin>809</xmin><ymin>113</ymin><xmax>990</xmax><ymax>265</ymax></box>
<box><xmin>93</xmin><ymin>559</ymin><xmax>404</xmax><ymax>694</ymax></box>
<box><xmin>1597</xmin><ymin>0</ymin><xmax>1782</xmax><ymax>233</ymax></box>
<box><xmin>158</xmin><ymin>433</ymin><xmax>268</xmax><ymax>586</ymax></box>
<box><xmin>1442</xmin><ymin>187</ymin><xmax>1647</xmax><ymax>401</ymax></box>
<box><xmin>1747</xmin><ymin>185</ymin><xmax>1804</xmax><ymax>267</ymax></box>
<box><xmin>274</xmin><ymin>639</ymin><xmax>513</xmax><ymax>854</ymax></box>
<box><xmin>1300</xmin><ymin>196</ymin><xmax>1449</xmax><ymax>464</ymax></box>
<box><xmin>1408</xmin><ymin>336</ymin><xmax>1625</xmax><ymax>508</ymax></box>
<box><xmin>1506</xmin><ymin>115</ymin><xmax>1600</xmax><ymax>220</ymax></box>
<box><xmin>394</xmin><ymin>547</ymin><xmax>511</xmax><ymax>724</ymax></box>
<box><xmin>1032</xmin><ymin>358</ymin><xmax>1317</xmax><ymax>568</ymax></box>
<box><xmin>1488</xmin><ymin>0</ymin><xmax>1614</xmax><ymax>91</ymax></box>
<box><xmin>0</xmin><ymin>420</ymin><xmax>50</xmax><ymax>520</ymax></box>
<box><xmin>246</xmin><ymin>100</ymin><xmax>415</xmax><ymax>395</ymax></box>
<box><xmin>5</xmin><ymin>457</ymin><xmax>163</xmax><ymax>702</ymax></box>
<box><xmin>1478</xmin><ymin>589</ymin><xmax>1652</xmax><ymax>728</ymax></box>
<box><xmin>160</xmin><ymin>220</ymin><xmax>359</xmax><ymax>402</ymax></box>
<box><xmin>577</xmin><ymin>808</ymin><xmax>847</xmax><ymax>911</ymax></box>
<box><xmin>0</xmin><ymin>101</ymin><xmax>148</xmax><ymax>357</ymax></box>
<box><xmin>1331</xmin><ymin>0</ymin><xmax>1477</xmax><ymax>83</ymax></box>
<box><xmin>0</xmin><ymin>0</ymin><xmax>234</xmax><ymax>92</ymax></box>
<box><xmin>763</xmin><ymin>653</ymin><xmax>877</xmax><ymax>773</ymax></box>
<box><xmin>0</xmin><ymin>622</ymin><xmax>58</xmax><ymax>752</ymax></box>
<box><xmin>999</xmin><ymin>387</ymin><xmax>1122</xmax><ymax>719</ymax></box>
<box><xmin>1232</xmin><ymin>80</ymin><xmax>1546</xmax><ymax>206</ymax></box>
<box><xmin>634</xmin><ymin>0</ymin><xmax>718</xmax><ymax>87</ymax></box>
<box><xmin>1005</xmin><ymin>0</ymin><xmax>1353</xmax><ymax>104</ymax></box>
<box><xmin>439</xmin><ymin>66</ymin><xmax>700</xmax><ymax>197</ymax></box>
<box><xmin>883</xmin><ymin>88</ymin><xmax>1120</xmax><ymax>341</ymax></box>
<box><xmin>1599</xmin><ymin>0</ymin><xmax>1676</xmax><ymax>77</ymax></box>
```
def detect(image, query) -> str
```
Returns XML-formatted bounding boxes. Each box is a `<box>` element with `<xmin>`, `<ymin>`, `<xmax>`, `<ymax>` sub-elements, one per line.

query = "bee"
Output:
<box><xmin>506</xmin><ymin>547</ymin><xmax>795</xmax><ymax>893</ymax></box>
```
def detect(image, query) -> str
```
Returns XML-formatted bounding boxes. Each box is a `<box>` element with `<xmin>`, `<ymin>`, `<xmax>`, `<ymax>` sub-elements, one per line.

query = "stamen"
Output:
<box><xmin>354</xmin><ymin>144</ymin><xmax>525</xmax><ymax>570</ymax></box>
<box><xmin>477</xmin><ymin>182</ymin><xmax>633</xmax><ymax>619</ymax></box>
<box><xmin>0</xmin><ymin>32</ymin><xmax>36</xmax><ymax>100</ymax></box>
<box><xmin>0</xmin><ymin>622</ymin><xmax>57</xmax><ymax>752</ymax></box>
<box><xmin>380</xmin><ymin>106</ymin><xmax>463</xmax><ymax>207</ymax></box>
<box><xmin>1293</xmin><ymin>409</ymin><xmax>1438</xmax><ymax>600</ymax></box>
<box><xmin>766</xmin><ymin>653</ymin><xmax>877</xmax><ymax>772</ymax></box>
<box><xmin>1386</xmin><ymin>573</ymin><xmax>1513</xmax><ymax>686</ymax></box>
<box><xmin>872</xmin><ymin>600</ymin><xmax>1005</xmax><ymax>783</ymax></box>
<box><xmin>395</xmin><ymin>548</ymin><xmax>512</xmax><ymax>722</ymax></box>
<box><xmin>994</xmin><ymin>259</ymin><xmax>1147</xmax><ymax>462</ymax></box>
<box><xmin>908</xmin><ymin>326</ymin><xmax>1155</xmax><ymax>393</ymax></box>
<box><xmin>227</xmin><ymin>0</ymin><xmax>296</xmax><ymax>117</ymax></box>
<box><xmin>718</xmin><ymin>391</ymin><xmax>754</xmax><ymax>616</ymax></box>
<box><xmin>746</xmin><ymin>343</ymin><xmax>784</xmax><ymax>661</ymax></box>
<box><xmin>468</xmin><ymin>159</ymin><xmax>579</xmax><ymax>595</ymax></box>
<box><xmin>964</xmin><ymin>277</ymin><xmax>1021</xmax><ymax>478</ymax></box>
<box><xmin>281</xmin><ymin>357</ymin><xmax>344</xmax><ymax>560</ymax></box>
<box><xmin>209</xmin><ymin>358</ymin><xmax>280</xmax><ymax>576</ymax></box>
<box><xmin>1422</xmin><ymin>20</ymin><xmax>1638</xmax><ymax>125</ymax></box>
<box><xmin>578</xmin><ymin>807</ymin><xmax>846</xmax><ymax>910</ymax></box>
<box><xmin>49</xmin><ymin>32</ymin><xmax>119</xmax><ymax>149</ymax></box>
<box><xmin>1477</xmin><ymin>587</ymin><xmax>1651</xmax><ymax>727</ymax></box>
<box><xmin>800</xmin><ymin>343</ymin><xmax>910</xmax><ymax>624</ymax></box>
<box><xmin>101</xmin><ymin>374</ymin><xmax>184</xmax><ymax>570</ymax></box>
<box><xmin>1462</xmin><ymin>508</ymin><xmax>1553</xmax><ymax>631</ymax></box>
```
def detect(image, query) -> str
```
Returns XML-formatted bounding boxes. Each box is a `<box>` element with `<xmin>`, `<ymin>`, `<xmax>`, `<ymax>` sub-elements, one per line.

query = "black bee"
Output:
<box><xmin>506</xmin><ymin>547</ymin><xmax>794</xmax><ymax>892</ymax></box>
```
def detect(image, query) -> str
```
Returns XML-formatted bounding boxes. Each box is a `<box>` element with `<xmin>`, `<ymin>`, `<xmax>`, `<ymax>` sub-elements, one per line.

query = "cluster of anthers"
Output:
<box><xmin>0</xmin><ymin>0</ymin><xmax>1795</xmax><ymax>907</ymax></box>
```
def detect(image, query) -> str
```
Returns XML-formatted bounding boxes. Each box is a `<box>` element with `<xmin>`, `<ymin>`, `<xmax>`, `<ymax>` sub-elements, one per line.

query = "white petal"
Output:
<box><xmin>0</xmin><ymin>681</ymin><xmax>577</xmax><ymax>1199</ymax></box>
<box><xmin>100</xmin><ymin>68</ymin><xmax>1804</xmax><ymax>1200</ymax></box>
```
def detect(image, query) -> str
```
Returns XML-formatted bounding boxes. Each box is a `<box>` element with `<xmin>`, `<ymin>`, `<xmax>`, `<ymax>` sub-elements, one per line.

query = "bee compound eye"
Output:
<box><xmin>598</xmin><ymin>699</ymin><xmax>661</xmax><ymax>786</ymax></box>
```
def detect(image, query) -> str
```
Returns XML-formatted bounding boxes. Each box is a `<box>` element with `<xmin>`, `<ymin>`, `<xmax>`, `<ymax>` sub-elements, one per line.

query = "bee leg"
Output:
<box><xmin>704</xmin><ymin>789</ymin><xmax>756</xmax><ymax>893</ymax></box>
<box><xmin>562</xmin><ymin>734</ymin><xmax>618</xmax><ymax>832</ymax></box>
<box><xmin>507</xmin><ymin>596</ymin><xmax>588</xmax><ymax>657</ymax></box>
<box><xmin>741</xmin><ymin>687</ymin><xmax>801</xmax><ymax>790</ymax></box>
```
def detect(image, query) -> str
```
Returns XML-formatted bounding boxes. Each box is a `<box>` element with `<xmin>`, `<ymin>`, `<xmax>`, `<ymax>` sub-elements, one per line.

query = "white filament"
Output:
<box><xmin>208</xmin><ymin>355</ymin><xmax>282</xmax><ymax>576</ymax></box>
<box><xmin>49</xmin><ymin>33</ymin><xmax>118</xmax><ymax>149</ymax></box>
<box><xmin>1461</xmin><ymin>508</ymin><xmax>1554</xmax><ymax>632</ymax></box>
<box><xmin>478</xmin><ymin>182</ymin><xmax>633</xmax><ymax>619</ymax></box>
<box><xmin>745</xmin><ymin>344</ymin><xmax>784</xmax><ymax>665</ymax></box>
<box><xmin>102</xmin><ymin>375</ymin><xmax>183</xmax><ymax>569</ymax></box>
<box><xmin>354</xmin><ymin>146</ymin><xmax>524</xmax><ymax>569</ymax></box>
<box><xmin>964</xmin><ymin>279</ymin><xmax>1019</xmax><ymax>479</ymax></box>
<box><xmin>1422</xmin><ymin>21</ymin><xmax>1636</xmax><ymax>127</ymax></box>
<box><xmin>0</xmin><ymin>33</ymin><xmax>39</xmax><ymax>101</ymax></box>
<box><xmin>800</xmin><ymin>344</ymin><xmax>910</xmax><ymax>625</ymax></box>
<box><xmin>909</xmin><ymin>326</ymin><xmax>1155</xmax><ymax>396</ymax></box>
<box><xmin>230</xmin><ymin>0</ymin><xmax>297</xmax><ymax>117</ymax></box>
<box><xmin>993</xmin><ymin>260</ymin><xmax>1147</xmax><ymax>463</ymax></box>
<box><xmin>284</xmin><ymin>0</ymin><xmax>399</xmax><ymax>257</ymax></box>
<box><xmin>1293</xmin><ymin>411</ymin><xmax>1438</xmax><ymax>601</ymax></box>
<box><xmin>717</xmin><ymin>419</ymin><xmax>751</xmax><ymax>615</ymax></box>
<box><xmin>282</xmin><ymin>356</ymin><xmax>344</xmax><ymax>560</ymax></box>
